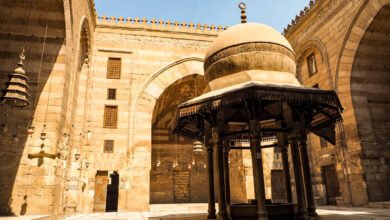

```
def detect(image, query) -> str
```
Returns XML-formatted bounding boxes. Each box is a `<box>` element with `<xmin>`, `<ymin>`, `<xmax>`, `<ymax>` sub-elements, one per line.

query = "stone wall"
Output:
<box><xmin>285</xmin><ymin>0</ymin><xmax>390</xmax><ymax>206</ymax></box>
<box><xmin>85</xmin><ymin>20</ymin><xmax>217</xmax><ymax>211</ymax></box>
<box><xmin>0</xmin><ymin>0</ymin><xmax>67</xmax><ymax>215</ymax></box>
<box><xmin>0</xmin><ymin>0</ymin><xmax>95</xmax><ymax>216</ymax></box>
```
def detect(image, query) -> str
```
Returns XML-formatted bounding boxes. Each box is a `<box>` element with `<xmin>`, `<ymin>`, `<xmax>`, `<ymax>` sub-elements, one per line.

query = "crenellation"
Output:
<box><xmin>96</xmin><ymin>15</ymin><xmax>226</xmax><ymax>34</ymax></box>
<box><xmin>283</xmin><ymin>0</ymin><xmax>321</xmax><ymax>35</ymax></box>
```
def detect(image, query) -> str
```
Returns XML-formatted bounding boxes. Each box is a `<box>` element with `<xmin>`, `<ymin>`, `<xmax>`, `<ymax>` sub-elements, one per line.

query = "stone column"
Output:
<box><xmin>223</xmin><ymin>141</ymin><xmax>231</xmax><ymax>206</ymax></box>
<box><xmin>280</xmin><ymin>144</ymin><xmax>293</xmax><ymax>203</ymax></box>
<box><xmin>249</xmin><ymin>119</ymin><xmax>268</xmax><ymax>220</ymax></box>
<box><xmin>213</xmin><ymin>125</ymin><xmax>229</xmax><ymax>220</ymax></box>
<box><xmin>206</xmin><ymin>127</ymin><xmax>216</xmax><ymax>219</ymax></box>
<box><xmin>299</xmin><ymin>135</ymin><xmax>318</xmax><ymax>218</ymax></box>
<box><xmin>289</xmin><ymin>136</ymin><xmax>307</xmax><ymax>219</ymax></box>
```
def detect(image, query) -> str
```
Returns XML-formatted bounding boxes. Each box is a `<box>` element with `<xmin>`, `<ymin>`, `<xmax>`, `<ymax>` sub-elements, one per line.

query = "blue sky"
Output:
<box><xmin>94</xmin><ymin>0</ymin><xmax>310</xmax><ymax>32</ymax></box>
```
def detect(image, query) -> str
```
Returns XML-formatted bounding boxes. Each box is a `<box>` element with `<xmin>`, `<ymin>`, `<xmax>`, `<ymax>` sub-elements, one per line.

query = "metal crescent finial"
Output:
<box><xmin>18</xmin><ymin>47</ymin><xmax>26</xmax><ymax>66</ymax></box>
<box><xmin>239</xmin><ymin>2</ymin><xmax>247</xmax><ymax>23</ymax></box>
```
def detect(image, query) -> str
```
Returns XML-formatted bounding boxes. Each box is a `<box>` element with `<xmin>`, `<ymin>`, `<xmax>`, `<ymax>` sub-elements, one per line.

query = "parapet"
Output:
<box><xmin>283</xmin><ymin>0</ymin><xmax>319</xmax><ymax>35</ymax></box>
<box><xmin>96</xmin><ymin>15</ymin><xmax>228</xmax><ymax>34</ymax></box>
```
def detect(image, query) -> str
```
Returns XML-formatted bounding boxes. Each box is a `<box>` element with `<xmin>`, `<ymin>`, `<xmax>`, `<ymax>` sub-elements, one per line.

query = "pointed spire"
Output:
<box><xmin>239</xmin><ymin>2</ymin><xmax>247</xmax><ymax>23</ymax></box>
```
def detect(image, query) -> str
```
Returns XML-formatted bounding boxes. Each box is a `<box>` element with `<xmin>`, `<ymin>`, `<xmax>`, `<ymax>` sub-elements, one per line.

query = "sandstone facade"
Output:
<box><xmin>285</xmin><ymin>0</ymin><xmax>390</xmax><ymax>206</ymax></box>
<box><xmin>0</xmin><ymin>0</ymin><xmax>388</xmax><ymax>217</ymax></box>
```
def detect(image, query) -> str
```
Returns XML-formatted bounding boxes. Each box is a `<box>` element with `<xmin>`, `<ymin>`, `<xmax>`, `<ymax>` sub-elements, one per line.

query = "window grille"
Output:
<box><xmin>104</xmin><ymin>105</ymin><xmax>118</xmax><ymax>128</ymax></box>
<box><xmin>107</xmin><ymin>58</ymin><xmax>121</xmax><ymax>79</ymax></box>
<box><xmin>104</xmin><ymin>140</ymin><xmax>114</xmax><ymax>153</ymax></box>
<box><xmin>107</xmin><ymin>88</ymin><xmax>116</xmax><ymax>100</ymax></box>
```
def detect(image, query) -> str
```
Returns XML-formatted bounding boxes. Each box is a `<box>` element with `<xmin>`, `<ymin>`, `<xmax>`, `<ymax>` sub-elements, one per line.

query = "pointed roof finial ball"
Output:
<box><xmin>239</xmin><ymin>2</ymin><xmax>247</xmax><ymax>23</ymax></box>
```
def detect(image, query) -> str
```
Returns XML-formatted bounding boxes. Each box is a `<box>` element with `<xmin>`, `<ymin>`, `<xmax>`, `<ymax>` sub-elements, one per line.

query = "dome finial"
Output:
<box><xmin>18</xmin><ymin>47</ymin><xmax>26</xmax><ymax>67</ymax></box>
<box><xmin>239</xmin><ymin>2</ymin><xmax>247</xmax><ymax>23</ymax></box>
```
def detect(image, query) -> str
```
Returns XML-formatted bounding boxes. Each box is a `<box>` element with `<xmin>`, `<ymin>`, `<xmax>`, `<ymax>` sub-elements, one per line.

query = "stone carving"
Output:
<box><xmin>205</xmin><ymin>42</ymin><xmax>295</xmax><ymax>70</ymax></box>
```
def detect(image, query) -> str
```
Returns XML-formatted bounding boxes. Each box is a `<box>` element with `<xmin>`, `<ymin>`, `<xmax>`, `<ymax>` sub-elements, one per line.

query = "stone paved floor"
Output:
<box><xmin>62</xmin><ymin>205</ymin><xmax>390</xmax><ymax>220</ymax></box>
<box><xmin>2</xmin><ymin>205</ymin><xmax>390</xmax><ymax>220</ymax></box>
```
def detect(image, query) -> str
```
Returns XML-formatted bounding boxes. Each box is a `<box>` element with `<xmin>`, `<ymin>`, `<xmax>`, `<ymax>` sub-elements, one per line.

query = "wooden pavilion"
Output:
<box><xmin>173</xmin><ymin>16</ymin><xmax>343</xmax><ymax>220</ymax></box>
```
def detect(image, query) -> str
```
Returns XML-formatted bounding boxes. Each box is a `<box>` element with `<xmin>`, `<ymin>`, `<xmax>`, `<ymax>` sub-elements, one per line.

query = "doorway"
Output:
<box><xmin>93</xmin><ymin>171</ymin><xmax>119</xmax><ymax>212</ymax></box>
<box><xmin>322</xmin><ymin>165</ymin><xmax>340</xmax><ymax>205</ymax></box>
<box><xmin>271</xmin><ymin>169</ymin><xmax>286</xmax><ymax>203</ymax></box>
<box><xmin>106</xmin><ymin>171</ymin><xmax>119</xmax><ymax>212</ymax></box>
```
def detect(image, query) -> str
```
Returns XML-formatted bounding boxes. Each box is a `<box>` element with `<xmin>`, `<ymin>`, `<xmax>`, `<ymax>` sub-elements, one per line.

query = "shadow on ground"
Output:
<box><xmin>148</xmin><ymin>213</ymin><xmax>207</xmax><ymax>220</ymax></box>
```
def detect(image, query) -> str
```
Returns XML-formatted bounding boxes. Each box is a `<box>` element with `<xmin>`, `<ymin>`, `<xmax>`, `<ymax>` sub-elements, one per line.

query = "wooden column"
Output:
<box><xmin>223</xmin><ymin>141</ymin><xmax>231</xmax><ymax>206</ymax></box>
<box><xmin>279</xmin><ymin>139</ymin><xmax>293</xmax><ymax>203</ymax></box>
<box><xmin>249</xmin><ymin>101</ymin><xmax>268</xmax><ymax>220</ymax></box>
<box><xmin>206</xmin><ymin>124</ymin><xmax>216</xmax><ymax>219</ymax></box>
<box><xmin>299</xmin><ymin>134</ymin><xmax>318</xmax><ymax>218</ymax></box>
<box><xmin>289</xmin><ymin>137</ymin><xmax>307</xmax><ymax>219</ymax></box>
<box><xmin>213</xmin><ymin>120</ymin><xmax>229</xmax><ymax>220</ymax></box>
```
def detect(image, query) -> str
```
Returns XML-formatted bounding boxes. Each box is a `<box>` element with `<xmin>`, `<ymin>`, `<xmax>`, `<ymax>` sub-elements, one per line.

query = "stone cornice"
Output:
<box><xmin>96</xmin><ymin>15</ymin><xmax>227</xmax><ymax>36</ymax></box>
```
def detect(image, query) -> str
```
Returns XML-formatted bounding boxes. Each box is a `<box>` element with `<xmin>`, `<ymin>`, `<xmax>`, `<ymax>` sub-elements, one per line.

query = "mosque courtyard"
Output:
<box><xmin>63</xmin><ymin>206</ymin><xmax>390</xmax><ymax>220</ymax></box>
<box><xmin>2</xmin><ymin>204</ymin><xmax>390</xmax><ymax>220</ymax></box>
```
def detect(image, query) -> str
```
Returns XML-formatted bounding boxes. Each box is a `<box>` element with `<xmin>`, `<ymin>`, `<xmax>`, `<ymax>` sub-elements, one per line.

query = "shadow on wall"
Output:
<box><xmin>150</xmin><ymin>74</ymin><xmax>208</xmax><ymax>204</ymax></box>
<box><xmin>0</xmin><ymin>0</ymin><xmax>65</xmax><ymax>215</ymax></box>
<box><xmin>350</xmin><ymin>4</ymin><xmax>390</xmax><ymax>203</ymax></box>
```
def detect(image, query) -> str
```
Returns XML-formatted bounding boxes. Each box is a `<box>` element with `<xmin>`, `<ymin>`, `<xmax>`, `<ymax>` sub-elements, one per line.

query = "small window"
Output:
<box><xmin>313</xmin><ymin>84</ymin><xmax>319</xmax><ymax>89</ymax></box>
<box><xmin>307</xmin><ymin>53</ymin><xmax>318</xmax><ymax>76</ymax></box>
<box><xmin>107</xmin><ymin>89</ymin><xmax>116</xmax><ymax>100</ymax></box>
<box><xmin>107</xmin><ymin>58</ymin><xmax>121</xmax><ymax>79</ymax></box>
<box><xmin>104</xmin><ymin>105</ymin><xmax>118</xmax><ymax>128</ymax></box>
<box><xmin>320</xmin><ymin>137</ymin><xmax>328</xmax><ymax>148</ymax></box>
<box><xmin>104</xmin><ymin>140</ymin><xmax>114</xmax><ymax>153</ymax></box>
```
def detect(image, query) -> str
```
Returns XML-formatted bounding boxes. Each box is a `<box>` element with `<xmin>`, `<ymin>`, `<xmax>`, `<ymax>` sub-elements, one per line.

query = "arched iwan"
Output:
<box><xmin>335</xmin><ymin>0</ymin><xmax>390</xmax><ymax>142</ymax></box>
<box><xmin>129</xmin><ymin>56</ymin><xmax>204</xmax><ymax>162</ymax></box>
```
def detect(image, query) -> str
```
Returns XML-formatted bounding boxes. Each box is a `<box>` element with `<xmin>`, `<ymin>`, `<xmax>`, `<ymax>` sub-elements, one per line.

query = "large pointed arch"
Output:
<box><xmin>335</xmin><ymin>0</ymin><xmax>389</xmax><ymax>141</ymax></box>
<box><xmin>335</xmin><ymin>0</ymin><xmax>390</xmax><ymax>205</ymax></box>
<box><xmin>124</xmin><ymin>56</ymin><xmax>204</xmax><ymax>210</ymax></box>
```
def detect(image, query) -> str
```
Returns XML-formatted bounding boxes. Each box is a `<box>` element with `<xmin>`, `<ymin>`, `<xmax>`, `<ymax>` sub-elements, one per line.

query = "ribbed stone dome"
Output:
<box><xmin>204</xmin><ymin>23</ymin><xmax>300</xmax><ymax>91</ymax></box>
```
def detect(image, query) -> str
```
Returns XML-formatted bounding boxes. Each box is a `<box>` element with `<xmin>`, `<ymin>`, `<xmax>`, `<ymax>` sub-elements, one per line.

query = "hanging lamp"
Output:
<box><xmin>1</xmin><ymin>49</ymin><xmax>30</xmax><ymax>107</ymax></box>
<box><xmin>192</xmin><ymin>139</ymin><xmax>204</xmax><ymax>153</ymax></box>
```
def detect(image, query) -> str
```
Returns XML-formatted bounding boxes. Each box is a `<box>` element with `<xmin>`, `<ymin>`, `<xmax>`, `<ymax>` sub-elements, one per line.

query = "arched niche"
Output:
<box><xmin>150</xmin><ymin>74</ymin><xmax>208</xmax><ymax>204</ymax></box>
<box><xmin>296</xmin><ymin>39</ymin><xmax>333</xmax><ymax>89</ymax></box>
<box><xmin>63</xmin><ymin>16</ymin><xmax>93</xmax><ymax>214</ymax></box>
<box><xmin>124</xmin><ymin>57</ymin><xmax>204</xmax><ymax>210</ymax></box>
